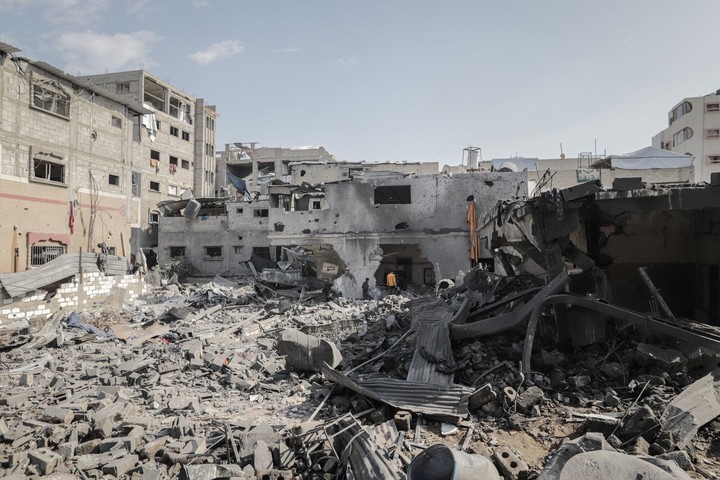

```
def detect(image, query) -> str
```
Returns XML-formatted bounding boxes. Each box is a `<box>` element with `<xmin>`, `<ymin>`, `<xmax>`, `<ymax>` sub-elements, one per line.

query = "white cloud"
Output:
<box><xmin>54</xmin><ymin>30</ymin><xmax>162</xmax><ymax>75</ymax></box>
<box><xmin>274</xmin><ymin>47</ymin><xmax>302</xmax><ymax>54</ymax></box>
<box><xmin>0</xmin><ymin>0</ymin><xmax>110</xmax><ymax>27</ymax></box>
<box><xmin>336</xmin><ymin>57</ymin><xmax>358</xmax><ymax>69</ymax></box>
<box><xmin>188</xmin><ymin>40</ymin><xmax>244</xmax><ymax>65</ymax></box>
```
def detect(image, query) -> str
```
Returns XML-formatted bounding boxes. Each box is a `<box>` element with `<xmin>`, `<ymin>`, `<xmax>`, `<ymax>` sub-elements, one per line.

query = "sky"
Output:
<box><xmin>2</xmin><ymin>0</ymin><xmax>720</xmax><ymax>167</ymax></box>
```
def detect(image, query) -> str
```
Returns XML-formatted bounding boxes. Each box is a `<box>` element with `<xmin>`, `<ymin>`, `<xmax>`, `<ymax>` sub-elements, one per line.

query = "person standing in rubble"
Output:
<box><xmin>362</xmin><ymin>278</ymin><xmax>371</xmax><ymax>300</ymax></box>
<box><xmin>386</xmin><ymin>271</ymin><xmax>397</xmax><ymax>295</ymax></box>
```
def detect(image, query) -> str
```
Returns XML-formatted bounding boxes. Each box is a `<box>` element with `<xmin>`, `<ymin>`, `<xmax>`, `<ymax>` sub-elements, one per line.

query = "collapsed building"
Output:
<box><xmin>3</xmin><ymin>146</ymin><xmax>720</xmax><ymax>477</ymax></box>
<box><xmin>158</xmin><ymin>171</ymin><xmax>526</xmax><ymax>297</ymax></box>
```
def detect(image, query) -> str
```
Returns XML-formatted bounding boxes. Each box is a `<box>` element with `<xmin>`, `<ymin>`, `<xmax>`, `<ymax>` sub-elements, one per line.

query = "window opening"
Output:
<box><xmin>374</xmin><ymin>185</ymin><xmax>411</xmax><ymax>204</ymax></box>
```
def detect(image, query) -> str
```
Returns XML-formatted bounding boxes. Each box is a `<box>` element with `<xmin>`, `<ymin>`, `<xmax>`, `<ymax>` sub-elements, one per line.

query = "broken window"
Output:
<box><xmin>108</xmin><ymin>174</ymin><xmax>120</xmax><ymax>186</ymax></box>
<box><xmin>706</xmin><ymin>103</ymin><xmax>719</xmax><ymax>113</ymax></box>
<box><xmin>672</xmin><ymin>127</ymin><xmax>693</xmax><ymax>146</ymax></box>
<box><xmin>131</xmin><ymin>172</ymin><xmax>141</xmax><ymax>197</ymax></box>
<box><xmin>170</xmin><ymin>96</ymin><xmax>192</xmax><ymax>124</ymax></box>
<box><xmin>30</xmin><ymin>244</ymin><xmax>66</xmax><ymax>267</ymax></box>
<box><xmin>181</xmin><ymin>159</ymin><xmax>190</xmax><ymax>169</ymax></box>
<box><xmin>204</xmin><ymin>246</ymin><xmax>222</xmax><ymax>258</ymax></box>
<box><xmin>149</xmin><ymin>181</ymin><xmax>160</xmax><ymax>192</ymax></box>
<box><xmin>169</xmin><ymin>246</ymin><xmax>185</xmax><ymax>257</ymax></box>
<box><xmin>32</xmin><ymin>156</ymin><xmax>65</xmax><ymax>185</ymax></box>
<box><xmin>149</xmin><ymin>210</ymin><xmax>160</xmax><ymax>223</ymax></box>
<box><xmin>168</xmin><ymin>185</ymin><xmax>178</xmax><ymax>195</ymax></box>
<box><xmin>374</xmin><ymin>185</ymin><xmax>411</xmax><ymax>205</ymax></box>
<box><xmin>182</xmin><ymin>131</ymin><xmax>190</xmax><ymax>141</ymax></box>
<box><xmin>143</xmin><ymin>77</ymin><xmax>166</xmax><ymax>111</ymax></box>
<box><xmin>169</xmin><ymin>156</ymin><xmax>178</xmax><ymax>166</ymax></box>
<box><xmin>116</xmin><ymin>82</ymin><xmax>130</xmax><ymax>94</ymax></box>
<box><xmin>170</xmin><ymin>126</ymin><xmax>179</xmax><ymax>137</ymax></box>
<box><xmin>312</xmin><ymin>200</ymin><xmax>321</xmax><ymax>210</ymax></box>
<box><xmin>111</xmin><ymin>116</ymin><xmax>122</xmax><ymax>128</ymax></box>
<box><xmin>107</xmin><ymin>247</ymin><xmax>116</xmax><ymax>255</ymax></box>
<box><xmin>32</xmin><ymin>81</ymin><xmax>71</xmax><ymax>118</ymax></box>
<box><xmin>234</xmin><ymin>246</ymin><xmax>243</xmax><ymax>254</ymax></box>
<box><xmin>253</xmin><ymin>209</ymin><xmax>269</xmax><ymax>218</ymax></box>
<box><xmin>236</xmin><ymin>208</ymin><xmax>244</xmax><ymax>214</ymax></box>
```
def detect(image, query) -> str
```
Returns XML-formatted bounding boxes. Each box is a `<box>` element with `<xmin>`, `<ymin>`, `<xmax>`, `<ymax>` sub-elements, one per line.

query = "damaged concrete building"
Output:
<box><xmin>158</xmin><ymin>171</ymin><xmax>526</xmax><ymax>296</ymax></box>
<box><xmin>0</xmin><ymin>42</ymin><xmax>217</xmax><ymax>273</ymax></box>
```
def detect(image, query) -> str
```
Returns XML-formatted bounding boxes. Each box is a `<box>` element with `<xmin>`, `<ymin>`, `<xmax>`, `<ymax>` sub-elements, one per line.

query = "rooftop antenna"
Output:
<box><xmin>559</xmin><ymin>143</ymin><xmax>565</xmax><ymax>159</ymax></box>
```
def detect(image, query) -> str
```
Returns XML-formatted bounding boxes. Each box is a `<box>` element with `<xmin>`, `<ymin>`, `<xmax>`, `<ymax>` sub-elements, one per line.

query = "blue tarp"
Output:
<box><xmin>226</xmin><ymin>172</ymin><xmax>249</xmax><ymax>193</ymax></box>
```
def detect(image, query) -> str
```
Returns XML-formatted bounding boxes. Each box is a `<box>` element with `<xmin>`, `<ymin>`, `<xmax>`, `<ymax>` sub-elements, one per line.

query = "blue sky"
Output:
<box><xmin>2</xmin><ymin>0</ymin><xmax>720</xmax><ymax>166</ymax></box>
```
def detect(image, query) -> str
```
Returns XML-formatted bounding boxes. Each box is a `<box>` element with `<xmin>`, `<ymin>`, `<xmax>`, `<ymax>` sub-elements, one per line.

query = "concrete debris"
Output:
<box><xmin>2</xmin><ymin>253</ymin><xmax>720</xmax><ymax>479</ymax></box>
<box><xmin>276</xmin><ymin>328</ymin><xmax>342</xmax><ymax>372</ymax></box>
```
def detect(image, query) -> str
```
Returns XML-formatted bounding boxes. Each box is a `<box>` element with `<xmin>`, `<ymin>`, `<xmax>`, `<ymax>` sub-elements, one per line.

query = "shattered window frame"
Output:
<box><xmin>374</xmin><ymin>185</ymin><xmax>412</xmax><ymax>205</ymax></box>
<box><xmin>253</xmin><ymin>209</ymin><xmax>269</xmax><ymax>218</ymax></box>
<box><xmin>204</xmin><ymin>246</ymin><xmax>223</xmax><ymax>259</ymax></box>
<box><xmin>31</xmin><ymin>156</ymin><xmax>66</xmax><ymax>186</ymax></box>
<box><xmin>31</xmin><ymin>80</ymin><xmax>71</xmax><ymax>119</ymax></box>
<box><xmin>149</xmin><ymin>210</ymin><xmax>160</xmax><ymax>224</ymax></box>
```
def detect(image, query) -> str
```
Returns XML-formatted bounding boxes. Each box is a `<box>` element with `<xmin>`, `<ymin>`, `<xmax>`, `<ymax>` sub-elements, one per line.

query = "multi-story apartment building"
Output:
<box><xmin>652</xmin><ymin>89</ymin><xmax>720</xmax><ymax>183</ymax></box>
<box><xmin>0</xmin><ymin>42</ymin><xmax>216</xmax><ymax>273</ymax></box>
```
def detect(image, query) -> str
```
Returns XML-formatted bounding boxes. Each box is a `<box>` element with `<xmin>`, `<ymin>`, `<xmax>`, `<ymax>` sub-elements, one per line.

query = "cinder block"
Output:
<box><xmin>493</xmin><ymin>446</ymin><xmax>529</xmax><ymax>480</ymax></box>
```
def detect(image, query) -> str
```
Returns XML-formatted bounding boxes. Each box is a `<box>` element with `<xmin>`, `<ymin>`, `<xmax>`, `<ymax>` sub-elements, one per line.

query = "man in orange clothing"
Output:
<box><xmin>386</xmin><ymin>271</ymin><xmax>397</xmax><ymax>295</ymax></box>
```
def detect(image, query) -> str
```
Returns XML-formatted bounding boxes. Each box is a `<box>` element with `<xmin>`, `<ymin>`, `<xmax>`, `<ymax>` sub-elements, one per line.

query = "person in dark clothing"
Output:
<box><xmin>362</xmin><ymin>278</ymin><xmax>371</xmax><ymax>300</ymax></box>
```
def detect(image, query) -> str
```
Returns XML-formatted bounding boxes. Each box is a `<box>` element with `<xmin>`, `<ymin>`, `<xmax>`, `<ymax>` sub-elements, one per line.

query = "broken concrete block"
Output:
<box><xmin>628</xmin><ymin>436</ymin><xmax>650</xmax><ymax>456</ymax></box>
<box><xmin>254</xmin><ymin>439</ymin><xmax>274</xmax><ymax>471</ymax></box>
<box><xmin>661</xmin><ymin>368</ymin><xmax>720</xmax><ymax>449</ymax></box>
<box><xmin>0</xmin><ymin>393</ymin><xmax>29</xmax><ymax>406</ymax></box>
<box><xmin>142</xmin><ymin>437</ymin><xmax>167</xmax><ymax>460</ymax></box>
<box><xmin>558</xmin><ymin>450</ymin><xmax>691</xmax><ymax>480</ymax></box>
<box><xmin>516</xmin><ymin>386</ymin><xmax>544</xmax><ymax>414</ymax></box>
<box><xmin>394</xmin><ymin>411</ymin><xmax>412</xmax><ymax>431</ymax></box>
<box><xmin>28</xmin><ymin>448</ymin><xmax>62</xmax><ymax>475</ymax></box>
<box><xmin>635</xmin><ymin>343</ymin><xmax>687</xmax><ymax>372</ymax></box>
<box><xmin>183</xmin><ymin>464</ymin><xmax>245</xmax><ymax>480</ymax></box>
<box><xmin>657</xmin><ymin>450</ymin><xmax>694</xmax><ymax>471</ymax></box>
<box><xmin>41</xmin><ymin>406</ymin><xmax>74</xmax><ymax>425</ymax></box>
<box><xmin>621</xmin><ymin>404</ymin><xmax>660</xmax><ymax>443</ymax></box>
<box><xmin>469</xmin><ymin>383</ymin><xmax>497</xmax><ymax>411</ymax></box>
<box><xmin>19</xmin><ymin>373</ymin><xmax>33</xmax><ymax>386</ymax></box>
<box><xmin>567</xmin><ymin>375</ymin><xmax>591</xmax><ymax>388</ymax></box>
<box><xmin>103</xmin><ymin>453</ymin><xmax>139</xmax><ymax>477</ymax></box>
<box><xmin>276</xmin><ymin>328</ymin><xmax>342</xmax><ymax>372</ymax></box>
<box><xmin>493</xmin><ymin>446</ymin><xmax>528</xmax><ymax>480</ymax></box>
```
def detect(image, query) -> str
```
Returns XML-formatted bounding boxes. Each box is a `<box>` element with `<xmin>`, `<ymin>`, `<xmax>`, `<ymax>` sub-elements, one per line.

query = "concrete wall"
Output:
<box><xmin>159</xmin><ymin>172</ymin><xmax>527</xmax><ymax>295</ymax></box>
<box><xmin>480</xmin><ymin>157</ymin><xmax>694</xmax><ymax>193</ymax></box>
<box><xmin>0</xmin><ymin>272</ymin><xmax>145</xmax><ymax>321</ymax></box>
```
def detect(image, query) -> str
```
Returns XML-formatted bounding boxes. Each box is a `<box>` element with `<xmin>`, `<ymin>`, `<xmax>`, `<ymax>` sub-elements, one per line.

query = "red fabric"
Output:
<box><xmin>69</xmin><ymin>202</ymin><xmax>75</xmax><ymax>234</ymax></box>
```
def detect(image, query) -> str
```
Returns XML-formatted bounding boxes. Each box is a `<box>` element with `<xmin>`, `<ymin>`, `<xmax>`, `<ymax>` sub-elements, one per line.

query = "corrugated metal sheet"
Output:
<box><xmin>0</xmin><ymin>253</ymin><xmax>130</xmax><ymax>298</ymax></box>
<box><xmin>406</xmin><ymin>298</ymin><xmax>455</xmax><ymax>385</ymax></box>
<box><xmin>328</xmin><ymin>416</ymin><xmax>402</xmax><ymax>479</ymax></box>
<box><xmin>322</xmin><ymin>366</ymin><xmax>473</xmax><ymax>421</ymax></box>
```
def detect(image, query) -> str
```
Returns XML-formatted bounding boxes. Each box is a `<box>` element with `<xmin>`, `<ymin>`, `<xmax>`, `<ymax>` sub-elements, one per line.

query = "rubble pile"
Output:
<box><xmin>1</xmin><ymin>269</ymin><xmax>720</xmax><ymax>479</ymax></box>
